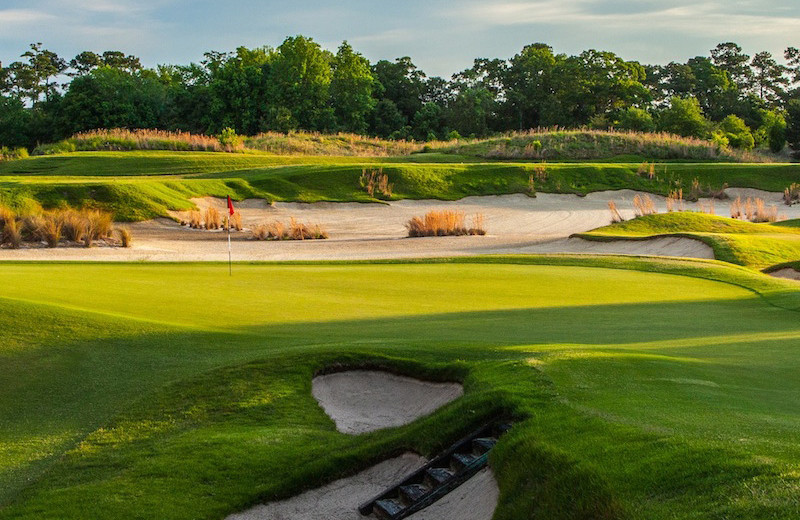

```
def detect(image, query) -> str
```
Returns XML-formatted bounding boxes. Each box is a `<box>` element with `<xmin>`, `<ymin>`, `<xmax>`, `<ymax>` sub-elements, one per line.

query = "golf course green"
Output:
<box><xmin>2</xmin><ymin>257</ymin><xmax>800</xmax><ymax>519</ymax></box>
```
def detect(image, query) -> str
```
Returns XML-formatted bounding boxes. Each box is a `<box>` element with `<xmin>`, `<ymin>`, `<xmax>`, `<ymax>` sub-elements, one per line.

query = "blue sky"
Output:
<box><xmin>1</xmin><ymin>0</ymin><xmax>798</xmax><ymax>77</ymax></box>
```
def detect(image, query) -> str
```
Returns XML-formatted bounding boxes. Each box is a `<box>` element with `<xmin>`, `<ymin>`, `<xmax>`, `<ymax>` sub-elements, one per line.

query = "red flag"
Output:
<box><xmin>227</xmin><ymin>195</ymin><xmax>235</xmax><ymax>216</ymax></box>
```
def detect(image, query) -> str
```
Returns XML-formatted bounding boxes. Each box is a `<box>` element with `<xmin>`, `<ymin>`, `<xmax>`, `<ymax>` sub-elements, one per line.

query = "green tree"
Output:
<box><xmin>750</xmin><ymin>51</ymin><xmax>789</xmax><ymax>102</ymax></box>
<box><xmin>59</xmin><ymin>67</ymin><xmax>168</xmax><ymax>134</ymax></box>
<box><xmin>785</xmin><ymin>99</ymin><xmax>800</xmax><ymax>155</ymax></box>
<box><xmin>270</xmin><ymin>36</ymin><xmax>334</xmax><ymax>131</ymax></box>
<box><xmin>657</xmin><ymin>97</ymin><xmax>708</xmax><ymax>137</ymax></box>
<box><xmin>755</xmin><ymin>109</ymin><xmax>786</xmax><ymax>153</ymax></box>
<box><xmin>330</xmin><ymin>41</ymin><xmax>375</xmax><ymax>134</ymax></box>
<box><xmin>372</xmin><ymin>99</ymin><xmax>406</xmax><ymax>138</ymax></box>
<box><xmin>710</xmin><ymin>42</ymin><xmax>752</xmax><ymax>91</ymax></box>
<box><xmin>0</xmin><ymin>95</ymin><xmax>31</xmax><ymax>148</ymax></box>
<box><xmin>371</xmin><ymin>57</ymin><xmax>426</xmax><ymax>122</ymax></box>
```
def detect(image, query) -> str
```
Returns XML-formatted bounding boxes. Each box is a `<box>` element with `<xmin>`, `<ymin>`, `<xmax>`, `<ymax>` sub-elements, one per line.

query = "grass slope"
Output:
<box><xmin>1</xmin><ymin>151</ymin><xmax>798</xmax><ymax>221</ymax></box>
<box><xmin>579</xmin><ymin>212</ymin><xmax>800</xmax><ymax>269</ymax></box>
<box><xmin>1</xmin><ymin>258</ymin><xmax>800</xmax><ymax>519</ymax></box>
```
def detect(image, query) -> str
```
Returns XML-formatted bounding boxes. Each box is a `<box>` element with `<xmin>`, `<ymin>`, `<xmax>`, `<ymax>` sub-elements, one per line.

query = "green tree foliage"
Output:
<box><xmin>372</xmin><ymin>57</ymin><xmax>426</xmax><ymax>123</ymax></box>
<box><xmin>711</xmin><ymin>42</ymin><xmax>752</xmax><ymax>91</ymax></box>
<box><xmin>616</xmin><ymin>107</ymin><xmax>655</xmax><ymax>132</ymax></box>
<box><xmin>755</xmin><ymin>109</ymin><xmax>787</xmax><ymax>153</ymax></box>
<box><xmin>59</xmin><ymin>67</ymin><xmax>168</xmax><ymax>134</ymax></box>
<box><xmin>330</xmin><ymin>42</ymin><xmax>375</xmax><ymax>134</ymax></box>
<box><xmin>657</xmin><ymin>97</ymin><xmax>708</xmax><ymax>138</ymax></box>
<box><xmin>270</xmin><ymin>36</ymin><xmax>334</xmax><ymax>131</ymax></box>
<box><xmin>718</xmin><ymin>114</ymin><xmax>755</xmax><ymax>150</ymax></box>
<box><xmin>751</xmin><ymin>51</ymin><xmax>789</xmax><ymax>102</ymax></box>
<box><xmin>786</xmin><ymin>99</ymin><xmax>800</xmax><ymax>154</ymax></box>
<box><xmin>0</xmin><ymin>95</ymin><xmax>31</xmax><ymax>147</ymax></box>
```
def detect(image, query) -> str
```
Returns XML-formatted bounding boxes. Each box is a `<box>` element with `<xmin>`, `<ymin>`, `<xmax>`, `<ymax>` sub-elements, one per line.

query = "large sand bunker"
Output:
<box><xmin>225</xmin><ymin>454</ymin><xmax>499</xmax><ymax>520</ymax></box>
<box><xmin>523</xmin><ymin>236</ymin><xmax>715</xmax><ymax>259</ymax></box>
<box><xmin>312</xmin><ymin>371</ymin><xmax>463</xmax><ymax>434</ymax></box>
<box><xmin>4</xmin><ymin>188</ymin><xmax>794</xmax><ymax>261</ymax></box>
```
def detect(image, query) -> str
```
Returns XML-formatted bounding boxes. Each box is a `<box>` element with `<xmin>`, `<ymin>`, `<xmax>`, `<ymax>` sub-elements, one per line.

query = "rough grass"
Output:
<box><xmin>1</xmin><ymin>258</ymin><xmax>800</xmax><ymax>519</ymax></box>
<box><xmin>579</xmin><ymin>212</ymin><xmax>800</xmax><ymax>268</ymax></box>
<box><xmin>406</xmin><ymin>210</ymin><xmax>486</xmax><ymax>237</ymax></box>
<box><xmin>438</xmin><ymin>129</ymin><xmax>772</xmax><ymax>162</ymax></box>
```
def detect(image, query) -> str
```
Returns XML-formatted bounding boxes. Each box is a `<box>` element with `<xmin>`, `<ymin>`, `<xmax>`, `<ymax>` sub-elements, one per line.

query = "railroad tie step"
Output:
<box><xmin>425</xmin><ymin>467</ymin><xmax>455</xmax><ymax>487</ymax></box>
<box><xmin>472</xmin><ymin>437</ymin><xmax>497</xmax><ymax>455</ymax></box>
<box><xmin>399</xmin><ymin>483</ymin><xmax>430</xmax><ymax>504</ymax></box>
<box><xmin>450</xmin><ymin>452</ymin><xmax>479</xmax><ymax>472</ymax></box>
<box><xmin>374</xmin><ymin>498</ymin><xmax>405</xmax><ymax>520</ymax></box>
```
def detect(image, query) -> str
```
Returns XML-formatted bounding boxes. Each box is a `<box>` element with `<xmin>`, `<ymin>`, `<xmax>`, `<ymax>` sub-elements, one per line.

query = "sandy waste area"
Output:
<box><xmin>228</xmin><ymin>370</ymin><xmax>496</xmax><ymax>520</ymax></box>
<box><xmin>4</xmin><ymin>188</ymin><xmax>792</xmax><ymax>262</ymax></box>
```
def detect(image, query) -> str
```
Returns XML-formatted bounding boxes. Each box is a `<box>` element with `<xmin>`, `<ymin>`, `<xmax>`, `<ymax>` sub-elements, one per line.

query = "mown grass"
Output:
<box><xmin>578</xmin><ymin>213</ymin><xmax>800</xmax><ymax>269</ymax></box>
<box><xmin>1</xmin><ymin>258</ymin><xmax>800</xmax><ymax>519</ymax></box>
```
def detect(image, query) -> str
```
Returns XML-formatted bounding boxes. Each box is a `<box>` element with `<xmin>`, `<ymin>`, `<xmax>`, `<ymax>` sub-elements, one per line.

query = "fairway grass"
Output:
<box><xmin>2</xmin><ymin>257</ymin><xmax>800</xmax><ymax>519</ymax></box>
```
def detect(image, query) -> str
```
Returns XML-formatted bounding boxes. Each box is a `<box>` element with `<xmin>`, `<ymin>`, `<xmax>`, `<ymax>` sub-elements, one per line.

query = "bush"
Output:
<box><xmin>617</xmin><ymin>107</ymin><xmax>655</xmax><ymax>132</ymax></box>
<box><xmin>657</xmin><ymin>97</ymin><xmax>708</xmax><ymax>138</ymax></box>
<box><xmin>0</xmin><ymin>146</ymin><xmax>29</xmax><ymax>160</ymax></box>
<box><xmin>217</xmin><ymin>127</ymin><xmax>243</xmax><ymax>151</ymax></box>
<box><xmin>718</xmin><ymin>115</ymin><xmax>754</xmax><ymax>150</ymax></box>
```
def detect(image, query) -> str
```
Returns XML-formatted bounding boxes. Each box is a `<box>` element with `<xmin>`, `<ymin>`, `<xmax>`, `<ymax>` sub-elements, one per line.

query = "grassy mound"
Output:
<box><xmin>440</xmin><ymin>129</ymin><xmax>772</xmax><ymax>162</ymax></box>
<box><xmin>580</xmin><ymin>212</ymin><xmax>800</xmax><ymax>268</ymax></box>
<box><xmin>1</xmin><ymin>258</ymin><xmax>800</xmax><ymax>519</ymax></box>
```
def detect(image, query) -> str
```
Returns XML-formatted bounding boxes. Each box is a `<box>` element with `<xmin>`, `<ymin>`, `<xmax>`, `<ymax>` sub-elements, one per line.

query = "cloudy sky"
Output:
<box><xmin>1</xmin><ymin>0</ymin><xmax>797</xmax><ymax>77</ymax></box>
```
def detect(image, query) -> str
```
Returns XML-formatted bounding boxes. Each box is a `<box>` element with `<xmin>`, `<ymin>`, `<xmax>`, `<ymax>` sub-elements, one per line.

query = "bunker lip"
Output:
<box><xmin>312</xmin><ymin>370</ymin><xmax>464</xmax><ymax>435</ymax></box>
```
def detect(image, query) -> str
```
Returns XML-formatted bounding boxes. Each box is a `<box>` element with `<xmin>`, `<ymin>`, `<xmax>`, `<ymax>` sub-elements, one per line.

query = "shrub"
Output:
<box><xmin>115</xmin><ymin>227</ymin><xmax>132</xmax><ymax>247</ymax></box>
<box><xmin>204</xmin><ymin>207</ymin><xmax>221</xmax><ymax>230</ymax></box>
<box><xmin>251</xmin><ymin>219</ymin><xmax>327</xmax><ymax>240</ymax></box>
<box><xmin>616</xmin><ymin>107</ymin><xmax>655</xmax><ymax>132</ymax></box>
<box><xmin>217</xmin><ymin>127</ymin><xmax>243</xmax><ymax>151</ymax></box>
<box><xmin>406</xmin><ymin>210</ymin><xmax>486</xmax><ymax>237</ymax></box>
<box><xmin>718</xmin><ymin>115</ymin><xmax>755</xmax><ymax>150</ymax></box>
<box><xmin>1</xmin><ymin>218</ymin><xmax>22</xmax><ymax>248</ymax></box>
<box><xmin>0</xmin><ymin>146</ymin><xmax>28</xmax><ymax>160</ymax></box>
<box><xmin>657</xmin><ymin>97</ymin><xmax>708</xmax><ymax>138</ymax></box>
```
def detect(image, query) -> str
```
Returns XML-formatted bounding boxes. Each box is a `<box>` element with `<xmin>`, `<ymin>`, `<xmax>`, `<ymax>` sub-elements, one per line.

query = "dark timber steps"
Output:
<box><xmin>359</xmin><ymin>421</ymin><xmax>511</xmax><ymax>520</ymax></box>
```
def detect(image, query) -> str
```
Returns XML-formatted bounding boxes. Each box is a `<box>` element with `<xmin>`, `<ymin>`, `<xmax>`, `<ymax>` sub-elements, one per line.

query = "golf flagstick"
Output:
<box><xmin>227</xmin><ymin>195</ymin><xmax>235</xmax><ymax>276</ymax></box>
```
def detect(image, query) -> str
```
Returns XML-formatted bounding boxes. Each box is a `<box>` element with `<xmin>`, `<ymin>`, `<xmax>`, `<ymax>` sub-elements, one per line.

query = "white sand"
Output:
<box><xmin>2</xmin><ymin>189</ymin><xmax>795</xmax><ymax>262</ymax></box>
<box><xmin>406</xmin><ymin>468</ymin><xmax>499</xmax><ymax>520</ymax></box>
<box><xmin>312</xmin><ymin>371</ymin><xmax>463</xmax><ymax>434</ymax></box>
<box><xmin>225</xmin><ymin>454</ymin><xmax>499</xmax><ymax>520</ymax></box>
<box><xmin>522</xmin><ymin>236</ymin><xmax>715</xmax><ymax>259</ymax></box>
<box><xmin>226</xmin><ymin>453</ymin><xmax>425</xmax><ymax>520</ymax></box>
<box><xmin>770</xmin><ymin>268</ymin><xmax>800</xmax><ymax>281</ymax></box>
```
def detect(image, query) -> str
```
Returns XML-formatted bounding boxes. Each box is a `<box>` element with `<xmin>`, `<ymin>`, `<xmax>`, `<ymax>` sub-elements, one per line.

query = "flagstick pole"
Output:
<box><xmin>227</xmin><ymin>215</ymin><xmax>232</xmax><ymax>277</ymax></box>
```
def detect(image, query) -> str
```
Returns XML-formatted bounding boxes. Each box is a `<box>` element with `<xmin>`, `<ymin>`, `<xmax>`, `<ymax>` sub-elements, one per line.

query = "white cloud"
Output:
<box><xmin>0</xmin><ymin>8</ymin><xmax>55</xmax><ymax>25</ymax></box>
<box><xmin>456</xmin><ymin>1</ymin><xmax>800</xmax><ymax>37</ymax></box>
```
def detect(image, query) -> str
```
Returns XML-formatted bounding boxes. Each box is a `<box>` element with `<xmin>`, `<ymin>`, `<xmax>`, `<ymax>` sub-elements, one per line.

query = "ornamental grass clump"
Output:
<box><xmin>607</xmin><ymin>201</ymin><xmax>624</xmax><ymax>223</ymax></box>
<box><xmin>632</xmin><ymin>194</ymin><xmax>657</xmax><ymax>217</ymax></box>
<box><xmin>251</xmin><ymin>219</ymin><xmax>328</xmax><ymax>240</ymax></box>
<box><xmin>204</xmin><ymin>207</ymin><xmax>221</xmax><ymax>230</ymax></box>
<box><xmin>785</xmin><ymin>183</ymin><xmax>800</xmax><ymax>206</ymax></box>
<box><xmin>406</xmin><ymin>210</ymin><xmax>486</xmax><ymax>237</ymax></box>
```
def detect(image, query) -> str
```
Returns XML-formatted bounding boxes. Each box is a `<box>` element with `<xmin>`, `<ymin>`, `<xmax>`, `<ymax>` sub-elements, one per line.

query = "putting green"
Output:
<box><xmin>1</xmin><ymin>258</ymin><xmax>800</xmax><ymax>519</ymax></box>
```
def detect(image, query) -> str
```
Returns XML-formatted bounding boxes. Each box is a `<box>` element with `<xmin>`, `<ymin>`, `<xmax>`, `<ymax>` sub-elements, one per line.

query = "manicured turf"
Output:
<box><xmin>579</xmin><ymin>213</ymin><xmax>800</xmax><ymax>269</ymax></box>
<box><xmin>2</xmin><ymin>257</ymin><xmax>800</xmax><ymax>519</ymax></box>
<box><xmin>1</xmin><ymin>151</ymin><xmax>799</xmax><ymax>221</ymax></box>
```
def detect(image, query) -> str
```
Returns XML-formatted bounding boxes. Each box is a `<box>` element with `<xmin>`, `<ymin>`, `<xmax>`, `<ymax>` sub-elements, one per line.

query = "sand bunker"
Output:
<box><xmin>4</xmin><ymin>188</ymin><xmax>794</xmax><ymax>261</ymax></box>
<box><xmin>522</xmin><ymin>236</ymin><xmax>715</xmax><ymax>259</ymax></box>
<box><xmin>226</xmin><ymin>454</ymin><xmax>499</xmax><ymax>520</ymax></box>
<box><xmin>770</xmin><ymin>268</ymin><xmax>800</xmax><ymax>281</ymax></box>
<box><xmin>312</xmin><ymin>371</ymin><xmax>463</xmax><ymax>434</ymax></box>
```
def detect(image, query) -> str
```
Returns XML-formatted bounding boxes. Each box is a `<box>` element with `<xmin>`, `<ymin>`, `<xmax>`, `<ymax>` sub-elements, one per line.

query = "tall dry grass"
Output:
<box><xmin>0</xmin><ymin>206</ymin><xmax>125</xmax><ymax>249</ymax></box>
<box><xmin>360</xmin><ymin>168</ymin><xmax>393</xmax><ymax>199</ymax></box>
<box><xmin>608</xmin><ymin>201</ymin><xmax>624</xmax><ymax>223</ymax></box>
<box><xmin>406</xmin><ymin>210</ymin><xmax>486</xmax><ymax>237</ymax></box>
<box><xmin>785</xmin><ymin>183</ymin><xmax>800</xmax><ymax>206</ymax></box>
<box><xmin>251</xmin><ymin>219</ymin><xmax>328</xmax><ymax>240</ymax></box>
<box><xmin>204</xmin><ymin>207</ymin><xmax>221</xmax><ymax>230</ymax></box>
<box><xmin>633</xmin><ymin>194</ymin><xmax>657</xmax><ymax>217</ymax></box>
<box><xmin>730</xmin><ymin>197</ymin><xmax>779</xmax><ymax>222</ymax></box>
<box><xmin>68</xmin><ymin>129</ymin><xmax>232</xmax><ymax>152</ymax></box>
<box><xmin>116</xmin><ymin>227</ymin><xmax>132</xmax><ymax>247</ymax></box>
<box><xmin>666</xmin><ymin>189</ymin><xmax>684</xmax><ymax>213</ymax></box>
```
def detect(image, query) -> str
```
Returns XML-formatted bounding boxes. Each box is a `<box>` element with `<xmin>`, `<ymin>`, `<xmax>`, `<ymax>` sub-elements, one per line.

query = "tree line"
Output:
<box><xmin>1</xmin><ymin>37</ymin><xmax>800</xmax><ymax>154</ymax></box>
